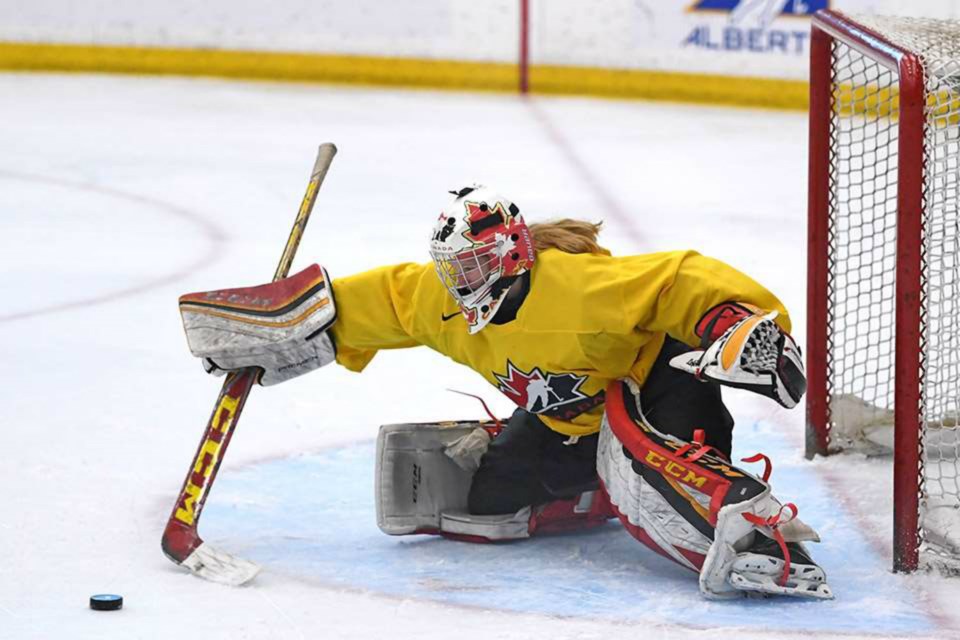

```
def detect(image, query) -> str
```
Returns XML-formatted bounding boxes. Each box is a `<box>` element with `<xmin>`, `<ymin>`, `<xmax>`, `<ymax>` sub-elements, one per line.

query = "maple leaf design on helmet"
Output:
<box><xmin>429</xmin><ymin>185</ymin><xmax>535</xmax><ymax>334</ymax></box>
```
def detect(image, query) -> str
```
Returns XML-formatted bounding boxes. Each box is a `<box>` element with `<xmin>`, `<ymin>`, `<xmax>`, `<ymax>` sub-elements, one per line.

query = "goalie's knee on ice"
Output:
<box><xmin>468</xmin><ymin>408</ymin><xmax>601</xmax><ymax>515</ymax></box>
<box><xmin>376</xmin><ymin>419</ymin><xmax>614</xmax><ymax>540</ymax></box>
<box><xmin>467</xmin><ymin>483</ymin><xmax>508</xmax><ymax>516</ymax></box>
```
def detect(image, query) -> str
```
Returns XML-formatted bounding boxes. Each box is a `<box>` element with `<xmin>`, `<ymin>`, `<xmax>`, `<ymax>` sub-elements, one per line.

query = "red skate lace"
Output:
<box><xmin>741</xmin><ymin>452</ymin><xmax>773</xmax><ymax>481</ymax></box>
<box><xmin>674</xmin><ymin>429</ymin><xmax>718</xmax><ymax>462</ymax></box>
<box><xmin>741</xmin><ymin>503</ymin><xmax>799</xmax><ymax>587</ymax></box>
<box><xmin>446</xmin><ymin>388</ymin><xmax>504</xmax><ymax>435</ymax></box>
<box><xmin>740</xmin><ymin>452</ymin><xmax>797</xmax><ymax>587</ymax></box>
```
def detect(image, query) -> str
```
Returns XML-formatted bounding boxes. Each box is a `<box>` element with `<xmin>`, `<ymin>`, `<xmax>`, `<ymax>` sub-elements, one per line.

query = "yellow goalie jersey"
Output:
<box><xmin>330</xmin><ymin>249</ymin><xmax>790</xmax><ymax>438</ymax></box>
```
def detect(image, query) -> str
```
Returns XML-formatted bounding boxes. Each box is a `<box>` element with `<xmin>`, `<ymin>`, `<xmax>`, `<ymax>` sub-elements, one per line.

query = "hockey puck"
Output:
<box><xmin>89</xmin><ymin>594</ymin><xmax>123</xmax><ymax>611</ymax></box>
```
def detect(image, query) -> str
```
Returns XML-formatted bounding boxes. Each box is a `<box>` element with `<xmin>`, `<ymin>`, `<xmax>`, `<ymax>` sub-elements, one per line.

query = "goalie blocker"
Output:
<box><xmin>179</xmin><ymin>264</ymin><xmax>337</xmax><ymax>385</ymax></box>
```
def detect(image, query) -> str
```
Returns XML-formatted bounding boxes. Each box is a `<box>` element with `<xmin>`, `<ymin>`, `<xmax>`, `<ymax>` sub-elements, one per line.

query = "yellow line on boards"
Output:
<box><xmin>531</xmin><ymin>64</ymin><xmax>808</xmax><ymax>110</ymax></box>
<box><xmin>0</xmin><ymin>41</ymin><xmax>810</xmax><ymax>111</ymax></box>
<box><xmin>0</xmin><ymin>42</ymin><xmax>520</xmax><ymax>91</ymax></box>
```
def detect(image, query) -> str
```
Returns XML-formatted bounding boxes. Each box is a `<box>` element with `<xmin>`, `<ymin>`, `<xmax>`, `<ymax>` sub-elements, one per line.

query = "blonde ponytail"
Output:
<box><xmin>528</xmin><ymin>219</ymin><xmax>610</xmax><ymax>256</ymax></box>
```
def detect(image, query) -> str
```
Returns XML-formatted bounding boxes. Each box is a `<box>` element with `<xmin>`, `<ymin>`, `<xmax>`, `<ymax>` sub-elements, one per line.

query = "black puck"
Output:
<box><xmin>89</xmin><ymin>594</ymin><xmax>123</xmax><ymax>611</ymax></box>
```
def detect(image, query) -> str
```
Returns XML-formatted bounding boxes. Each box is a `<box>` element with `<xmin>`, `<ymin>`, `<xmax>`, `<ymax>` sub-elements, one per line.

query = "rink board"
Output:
<box><xmin>205</xmin><ymin>420</ymin><xmax>935</xmax><ymax>635</ymax></box>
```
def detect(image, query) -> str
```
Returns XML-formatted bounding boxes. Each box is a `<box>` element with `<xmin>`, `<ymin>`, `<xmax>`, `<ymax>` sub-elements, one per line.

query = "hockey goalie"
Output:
<box><xmin>179</xmin><ymin>185</ymin><xmax>831</xmax><ymax>600</ymax></box>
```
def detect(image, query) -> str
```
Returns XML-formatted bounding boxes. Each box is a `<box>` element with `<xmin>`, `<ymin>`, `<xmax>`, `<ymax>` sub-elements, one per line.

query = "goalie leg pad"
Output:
<box><xmin>439</xmin><ymin>490</ymin><xmax>614</xmax><ymax>542</ymax></box>
<box><xmin>179</xmin><ymin>264</ymin><xmax>337</xmax><ymax>385</ymax></box>
<box><xmin>599</xmin><ymin>379</ymin><xmax>830</xmax><ymax>600</ymax></box>
<box><xmin>597</xmin><ymin>405</ymin><xmax>716</xmax><ymax>572</ymax></box>
<box><xmin>376</xmin><ymin>422</ymin><xmax>614</xmax><ymax>541</ymax></box>
<box><xmin>375</xmin><ymin>421</ymin><xmax>489</xmax><ymax>536</ymax></box>
<box><xmin>526</xmin><ymin>489</ymin><xmax>616</xmax><ymax>535</ymax></box>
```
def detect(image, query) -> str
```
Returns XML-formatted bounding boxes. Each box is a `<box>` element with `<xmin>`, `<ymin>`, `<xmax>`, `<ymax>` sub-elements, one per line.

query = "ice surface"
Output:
<box><xmin>203</xmin><ymin>428</ymin><xmax>929</xmax><ymax>633</ymax></box>
<box><xmin>1</xmin><ymin>72</ymin><xmax>958</xmax><ymax>639</ymax></box>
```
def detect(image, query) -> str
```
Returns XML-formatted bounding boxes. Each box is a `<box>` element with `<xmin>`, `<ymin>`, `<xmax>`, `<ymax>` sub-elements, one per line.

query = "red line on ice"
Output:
<box><xmin>758</xmin><ymin>404</ymin><xmax>957</xmax><ymax>634</ymax></box>
<box><xmin>524</xmin><ymin>98</ymin><xmax>647</xmax><ymax>250</ymax></box>
<box><xmin>0</xmin><ymin>170</ymin><xmax>226</xmax><ymax>323</ymax></box>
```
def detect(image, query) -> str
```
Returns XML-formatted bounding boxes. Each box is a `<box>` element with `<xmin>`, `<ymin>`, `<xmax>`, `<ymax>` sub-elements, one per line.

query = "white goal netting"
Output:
<box><xmin>825</xmin><ymin>14</ymin><xmax>960</xmax><ymax>565</ymax></box>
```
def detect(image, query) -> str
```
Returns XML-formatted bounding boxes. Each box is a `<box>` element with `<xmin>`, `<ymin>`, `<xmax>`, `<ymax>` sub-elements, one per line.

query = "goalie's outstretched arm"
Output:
<box><xmin>328</xmin><ymin>262</ymin><xmax>427</xmax><ymax>373</ymax></box>
<box><xmin>625</xmin><ymin>251</ymin><xmax>804</xmax><ymax>408</ymax></box>
<box><xmin>631</xmin><ymin>251</ymin><xmax>792</xmax><ymax>343</ymax></box>
<box><xmin>182</xmin><ymin>261</ymin><xmax>430</xmax><ymax>383</ymax></box>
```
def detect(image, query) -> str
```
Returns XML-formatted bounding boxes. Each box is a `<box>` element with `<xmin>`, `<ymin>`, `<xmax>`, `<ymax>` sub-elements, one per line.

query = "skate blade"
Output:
<box><xmin>733</xmin><ymin>552</ymin><xmax>827</xmax><ymax>583</ymax></box>
<box><xmin>730</xmin><ymin>553</ymin><xmax>833</xmax><ymax>600</ymax></box>
<box><xmin>729</xmin><ymin>570</ymin><xmax>834</xmax><ymax>600</ymax></box>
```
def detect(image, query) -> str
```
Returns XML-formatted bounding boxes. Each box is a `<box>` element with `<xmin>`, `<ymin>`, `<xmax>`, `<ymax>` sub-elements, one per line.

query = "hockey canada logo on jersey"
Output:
<box><xmin>494</xmin><ymin>361</ymin><xmax>604</xmax><ymax>420</ymax></box>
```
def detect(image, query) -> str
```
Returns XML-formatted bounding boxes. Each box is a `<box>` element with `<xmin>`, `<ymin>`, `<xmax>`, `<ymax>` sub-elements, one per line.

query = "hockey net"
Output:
<box><xmin>807</xmin><ymin>11</ymin><xmax>960</xmax><ymax>572</ymax></box>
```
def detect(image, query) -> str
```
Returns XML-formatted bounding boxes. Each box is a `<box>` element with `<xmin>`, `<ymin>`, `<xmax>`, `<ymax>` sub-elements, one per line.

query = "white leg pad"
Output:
<box><xmin>598</xmin><ymin>416</ymin><xmax>713</xmax><ymax>570</ymax></box>
<box><xmin>599</xmin><ymin>379</ymin><xmax>831</xmax><ymax>600</ymax></box>
<box><xmin>376</xmin><ymin>422</ymin><xmax>491</xmax><ymax>535</ymax></box>
<box><xmin>439</xmin><ymin>508</ymin><xmax>532</xmax><ymax>540</ymax></box>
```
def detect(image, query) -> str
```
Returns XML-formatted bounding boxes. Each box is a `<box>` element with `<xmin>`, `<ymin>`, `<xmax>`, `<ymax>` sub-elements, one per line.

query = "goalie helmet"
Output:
<box><xmin>429</xmin><ymin>185</ymin><xmax>535</xmax><ymax>334</ymax></box>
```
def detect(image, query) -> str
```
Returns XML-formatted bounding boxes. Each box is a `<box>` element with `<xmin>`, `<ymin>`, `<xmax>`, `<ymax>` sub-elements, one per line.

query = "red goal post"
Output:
<box><xmin>806</xmin><ymin>9</ymin><xmax>960</xmax><ymax>573</ymax></box>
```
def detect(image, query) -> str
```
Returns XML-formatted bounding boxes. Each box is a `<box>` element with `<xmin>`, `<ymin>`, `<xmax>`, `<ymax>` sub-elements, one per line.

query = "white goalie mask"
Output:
<box><xmin>429</xmin><ymin>186</ymin><xmax>535</xmax><ymax>334</ymax></box>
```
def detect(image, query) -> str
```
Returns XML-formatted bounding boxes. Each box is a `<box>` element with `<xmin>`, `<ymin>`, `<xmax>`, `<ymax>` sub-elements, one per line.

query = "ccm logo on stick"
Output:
<box><xmin>174</xmin><ymin>393</ymin><xmax>240</xmax><ymax>526</ymax></box>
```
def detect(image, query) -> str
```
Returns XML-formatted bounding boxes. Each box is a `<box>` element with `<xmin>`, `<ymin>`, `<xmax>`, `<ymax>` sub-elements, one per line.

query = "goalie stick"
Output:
<box><xmin>161</xmin><ymin>143</ymin><xmax>338</xmax><ymax>586</ymax></box>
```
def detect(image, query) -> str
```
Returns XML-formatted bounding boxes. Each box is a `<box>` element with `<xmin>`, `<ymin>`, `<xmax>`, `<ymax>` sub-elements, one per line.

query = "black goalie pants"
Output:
<box><xmin>467</xmin><ymin>337</ymin><xmax>735</xmax><ymax>515</ymax></box>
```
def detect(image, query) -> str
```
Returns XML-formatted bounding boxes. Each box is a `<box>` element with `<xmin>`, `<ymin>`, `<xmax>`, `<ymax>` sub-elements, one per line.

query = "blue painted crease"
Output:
<box><xmin>205</xmin><ymin>423</ymin><xmax>933</xmax><ymax>633</ymax></box>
